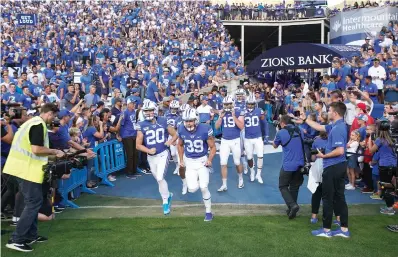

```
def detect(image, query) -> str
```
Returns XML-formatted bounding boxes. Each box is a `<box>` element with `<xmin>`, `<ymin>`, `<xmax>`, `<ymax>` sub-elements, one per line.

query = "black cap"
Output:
<box><xmin>96</xmin><ymin>101</ymin><xmax>105</xmax><ymax>107</ymax></box>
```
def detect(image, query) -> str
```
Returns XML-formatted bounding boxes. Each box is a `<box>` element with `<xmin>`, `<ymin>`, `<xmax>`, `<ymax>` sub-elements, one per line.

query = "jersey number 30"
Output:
<box><xmin>147</xmin><ymin>128</ymin><xmax>165</xmax><ymax>145</ymax></box>
<box><xmin>185</xmin><ymin>140</ymin><xmax>204</xmax><ymax>153</ymax></box>
<box><xmin>244</xmin><ymin>116</ymin><xmax>259</xmax><ymax>127</ymax></box>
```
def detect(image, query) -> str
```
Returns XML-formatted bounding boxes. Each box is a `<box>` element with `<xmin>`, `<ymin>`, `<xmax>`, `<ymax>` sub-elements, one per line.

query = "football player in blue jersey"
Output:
<box><xmin>177</xmin><ymin>108</ymin><xmax>216</xmax><ymax>221</ymax></box>
<box><xmin>235</xmin><ymin>88</ymin><xmax>249</xmax><ymax>174</ymax></box>
<box><xmin>136</xmin><ymin>101</ymin><xmax>178</xmax><ymax>215</ymax></box>
<box><xmin>166</xmin><ymin>100</ymin><xmax>182</xmax><ymax>175</ymax></box>
<box><xmin>215</xmin><ymin>95</ymin><xmax>245</xmax><ymax>191</ymax></box>
<box><xmin>244</xmin><ymin>95</ymin><xmax>265</xmax><ymax>184</ymax></box>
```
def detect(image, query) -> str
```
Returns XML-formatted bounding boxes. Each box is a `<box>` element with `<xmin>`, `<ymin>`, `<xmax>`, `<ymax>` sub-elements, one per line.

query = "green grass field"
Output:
<box><xmin>1</xmin><ymin>196</ymin><xmax>397</xmax><ymax>257</ymax></box>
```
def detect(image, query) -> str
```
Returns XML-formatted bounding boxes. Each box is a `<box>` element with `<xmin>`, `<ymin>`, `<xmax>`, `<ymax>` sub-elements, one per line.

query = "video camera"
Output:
<box><xmin>42</xmin><ymin>149</ymin><xmax>88</xmax><ymax>183</ymax></box>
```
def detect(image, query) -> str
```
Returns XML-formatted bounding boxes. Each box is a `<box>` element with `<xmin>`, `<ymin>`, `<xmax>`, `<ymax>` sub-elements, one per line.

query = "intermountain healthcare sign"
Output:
<box><xmin>330</xmin><ymin>6</ymin><xmax>398</xmax><ymax>45</ymax></box>
<box><xmin>16</xmin><ymin>14</ymin><xmax>38</xmax><ymax>26</ymax></box>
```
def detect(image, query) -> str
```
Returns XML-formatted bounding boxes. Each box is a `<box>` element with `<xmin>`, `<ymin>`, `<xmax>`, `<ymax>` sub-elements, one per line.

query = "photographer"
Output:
<box><xmin>273</xmin><ymin>115</ymin><xmax>305</xmax><ymax>220</ymax></box>
<box><xmin>296</xmin><ymin>102</ymin><xmax>350</xmax><ymax>238</ymax></box>
<box><xmin>368</xmin><ymin>121</ymin><xmax>397</xmax><ymax>215</ymax></box>
<box><xmin>3</xmin><ymin>103</ymin><xmax>65</xmax><ymax>252</ymax></box>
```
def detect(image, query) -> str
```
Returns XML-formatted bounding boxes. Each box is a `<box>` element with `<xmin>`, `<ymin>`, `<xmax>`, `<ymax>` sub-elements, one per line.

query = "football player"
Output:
<box><xmin>244</xmin><ymin>95</ymin><xmax>264</xmax><ymax>184</ymax></box>
<box><xmin>136</xmin><ymin>101</ymin><xmax>177</xmax><ymax>215</ymax></box>
<box><xmin>235</xmin><ymin>88</ymin><xmax>249</xmax><ymax>174</ymax></box>
<box><xmin>215</xmin><ymin>95</ymin><xmax>245</xmax><ymax>191</ymax></box>
<box><xmin>178</xmin><ymin>108</ymin><xmax>216</xmax><ymax>221</ymax></box>
<box><xmin>166</xmin><ymin>100</ymin><xmax>181</xmax><ymax>175</ymax></box>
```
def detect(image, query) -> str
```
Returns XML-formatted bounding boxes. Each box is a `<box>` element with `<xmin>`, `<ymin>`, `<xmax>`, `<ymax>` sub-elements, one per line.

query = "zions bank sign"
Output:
<box><xmin>16</xmin><ymin>14</ymin><xmax>37</xmax><ymax>26</ymax></box>
<box><xmin>260</xmin><ymin>54</ymin><xmax>333</xmax><ymax>68</ymax></box>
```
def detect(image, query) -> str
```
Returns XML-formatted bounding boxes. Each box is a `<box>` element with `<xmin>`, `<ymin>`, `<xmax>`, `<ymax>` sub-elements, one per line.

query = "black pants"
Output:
<box><xmin>122</xmin><ymin>136</ymin><xmax>138</xmax><ymax>175</ymax></box>
<box><xmin>322</xmin><ymin>162</ymin><xmax>348</xmax><ymax>229</ymax></box>
<box><xmin>279</xmin><ymin>168</ymin><xmax>304</xmax><ymax>209</ymax></box>
<box><xmin>311</xmin><ymin>183</ymin><xmax>341</xmax><ymax>217</ymax></box>
<box><xmin>1</xmin><ymin>174</ymin><xmax>18</xmax><ymax>212</ymax></box>
<box><xmin>362</xmin><ymin>162</ymin><xmax>373</xmax><ymax>190</ymax></box>
<box><xmin>11</xmin><ymin>177</ymin><xmax>43</xmax><ymax>243</ymax></box>
<box><xmin>379</xmin><ymin>166</ymin><xmax>396</xmax><ymax>208</ymax></box>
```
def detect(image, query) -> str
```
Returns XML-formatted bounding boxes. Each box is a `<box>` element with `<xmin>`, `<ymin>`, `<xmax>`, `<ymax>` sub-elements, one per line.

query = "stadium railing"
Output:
<box><xmin>93</xmin><ymin>140</ymin><xmax>126</xmax><ymax>187</ymax></box>
<box><xmin>57</xmin><ymin>167</ymin><xmax>96</xmax><ymax>208</ymax></box>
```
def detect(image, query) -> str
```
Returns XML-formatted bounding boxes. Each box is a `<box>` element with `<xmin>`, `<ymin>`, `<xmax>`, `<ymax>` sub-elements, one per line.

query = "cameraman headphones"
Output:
<box><xmin>379</xmin><ymin>120</ymin><xmax>391</xmax><ymax>131</ymax></box>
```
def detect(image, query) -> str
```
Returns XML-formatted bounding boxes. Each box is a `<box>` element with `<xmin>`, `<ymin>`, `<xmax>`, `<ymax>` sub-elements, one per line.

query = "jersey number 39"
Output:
<box><xmin>184</xmin><ymin>140</ymin><xmax>204</xmax><ymax>153</ymax></box>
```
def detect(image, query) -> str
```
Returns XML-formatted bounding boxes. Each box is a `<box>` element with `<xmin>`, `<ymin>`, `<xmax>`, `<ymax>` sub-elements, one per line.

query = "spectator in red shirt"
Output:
<box><xmin>350</xmin><ymin>103</ymin><xmax>374</xmax><ymax>133</ymax></box>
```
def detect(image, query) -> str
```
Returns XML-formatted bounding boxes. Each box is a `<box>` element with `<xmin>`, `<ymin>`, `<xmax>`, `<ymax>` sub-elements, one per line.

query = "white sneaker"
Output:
<box><xmin>244</xmin><ymin>168</ymin><xmax>248</xmax><ymax>175</ymax></box>
<box><xmin>173</xmin><ymin>167</ymin><xmax>179</xmax><ymax>175</ymax></box>
<box><xmin>346</xmin><ymin>184</ymin><xmax>355</xmax><ymax>190</ymax></box>
<box><xmin>217</xmin><ymin>185</ymin><xmax>228</xmax><ymax>192</ymax></box>
<box><xmin>238</xmin><ymin>178</ymin><xmax>244</xmax><ymax>189</ymax></box>
<box><xmin>108</xmin><ymin>176</ymin><xmax>116</xmax><ymax>182</ymax></box>
<box><xmin>250</xmin><ymin>170</ymin><xmax>255</xmax><ymax>182</ymax></box>
<box><xmin>182</xmin><ymin>183</ymin><xmax>187</xmax><ymax>195</ymax></box>
<box><xmin>256</xmin><ymin>175</ymin><xmax>263</xmax><ymax>184</ymax></box>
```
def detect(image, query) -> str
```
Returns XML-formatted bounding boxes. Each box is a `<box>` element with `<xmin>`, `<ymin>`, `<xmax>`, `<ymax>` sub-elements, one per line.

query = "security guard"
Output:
<box><xmin>4</xmin><ymin>103</ymin><xmax>65</xmax><ymax>252</ymax></box>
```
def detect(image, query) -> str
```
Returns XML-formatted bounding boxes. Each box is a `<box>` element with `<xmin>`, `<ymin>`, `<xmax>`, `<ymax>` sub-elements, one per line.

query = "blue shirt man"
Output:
<box><xmin>120</xmin><ymin>99</ymin><xmax>138</xmax><ymax>139</ymax></box>
<box><xmin>272</xmin><ymin>115</ymin><xmax>305</xmax><ymax>219</ymax></box>
<box><xmin>273</xmin><ymin>123</ymin><xmax>305</xmax><ymax>172</ymax></box>
<box><xmin>384</xmin><ymin>71</ymin><xmax>398</xmax><ymax>103</ymax></box>
<box><xmin>145</xmin><ymin>78</ymin><xmax>159</xmax><ymax>103</ymax></box>
<box><xmin>302</xmin><ymin>102</ymin><xmax>349</xmax><ymax>235</ymax></box>
<box><xmin>362</xmin><ymin>77</ymin><xmax>379</xmax><ymax>104</ymax></box>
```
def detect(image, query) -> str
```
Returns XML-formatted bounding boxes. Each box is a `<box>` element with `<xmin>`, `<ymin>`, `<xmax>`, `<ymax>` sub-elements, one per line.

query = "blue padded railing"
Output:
<box><xmin>57</xmin><ymin>167</ymin><xmax>95</xmax><ymax>208</ymax></box>
<box><xmin>93</xmin><ymin>140</ymin><xmax>126</xmax><ymax>187</ymax></box>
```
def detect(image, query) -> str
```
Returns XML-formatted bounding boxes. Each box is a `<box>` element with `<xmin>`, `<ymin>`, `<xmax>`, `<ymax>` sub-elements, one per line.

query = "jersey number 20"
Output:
<box><xmin>147</xmin><ymin>128</ymin><xmax>165</xmax><ymax>145</ymax></box>
<box><xmin>185</xmin><ymin>140</ymin><xmax>204</xmax><ymax>153</ymax></box>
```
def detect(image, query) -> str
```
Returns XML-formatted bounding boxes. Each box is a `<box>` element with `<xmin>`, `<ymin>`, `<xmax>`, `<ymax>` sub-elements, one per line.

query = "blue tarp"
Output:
<box><xmin>247</xmin><ymin>43</ymin><xmax>361</xmax><ymax>72</ymax></box>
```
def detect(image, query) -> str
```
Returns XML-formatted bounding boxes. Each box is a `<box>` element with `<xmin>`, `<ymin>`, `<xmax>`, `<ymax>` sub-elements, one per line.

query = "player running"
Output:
<box><xmin>244</xmin><ymin>95</ymin><xmax>264</xmax><ymax>184</ymax></box>
<box><xmin>166</xmin><ymin>100</ymin><xmax>182</xmax><ymax>175</ymax></box>
<box><xmin>178</xmin><ymin>108</ymin><xmax>216</xmax><ymax>221</ymax></box>
<box><xmin>136</xmin><ymin>101</ymin><xmax>177</xmax><ymax>215</ymax></box>
<box><xmin>215</xmin><ymin>95</ymin><xmax>245</xmax><ymax>191</ymax></box>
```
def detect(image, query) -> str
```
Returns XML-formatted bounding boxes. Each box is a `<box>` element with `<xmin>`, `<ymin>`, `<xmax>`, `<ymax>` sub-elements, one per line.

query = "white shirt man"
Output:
<box><xmin>368</xmin><ymin>59</ymin><xmax>386</xmax><ymax>90</ymax></box>
<box><xmin>197</xmin><ymin>97</ymin><xmax>213</xmax><ymax>124</ymax></box>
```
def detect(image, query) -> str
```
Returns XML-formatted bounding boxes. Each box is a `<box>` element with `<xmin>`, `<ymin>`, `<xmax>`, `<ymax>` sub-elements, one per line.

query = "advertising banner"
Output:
<box><xmin>330</xmin><ymin>7</ymin><xmax>398</xmax><ymax>45</ymax></box>
<box><xmin>16</xmin><ymin>14</ymin><xmax>38</xmax><ymax>26</ymax></box>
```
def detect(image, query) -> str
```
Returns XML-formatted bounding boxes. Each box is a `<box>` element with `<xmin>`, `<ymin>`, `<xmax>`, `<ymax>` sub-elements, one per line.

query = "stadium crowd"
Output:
<box><xmin>1</xmin><ymin>0</ymin><xmax>398</xmax><ymax>253</ymax></box>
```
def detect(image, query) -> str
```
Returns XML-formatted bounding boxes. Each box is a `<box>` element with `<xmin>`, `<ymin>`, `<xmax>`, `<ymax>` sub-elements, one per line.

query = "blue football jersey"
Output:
<box><xmin>178</xmin><ymin>123</ymin><xmax>213</xmax><ymax>159</ymax></box>
<box><xmin>244</xmin><ymin>108</ymin><xmax>264</xmax><ymax>139</ymax></box>
<box><xmin>137</xmin><ymin>117</ymin><xmax>171</xmax><ymax>155</ymax></box>
<box><xmin>166</xmin><ymin>113</ymin><xmax>181</xmax><ymax>129</ymax></box>
<box><xmin>235</xmin><ymin>101</ymin><xmax>246</xmax><ymax>112</ymax></box>
<box><xmin>221</xmin><ymin>108</ymin><xmax>244</xmax><ymax>140</ymax></box>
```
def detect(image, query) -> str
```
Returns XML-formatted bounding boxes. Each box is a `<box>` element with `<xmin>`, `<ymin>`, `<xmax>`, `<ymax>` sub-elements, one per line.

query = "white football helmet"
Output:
<box><xmin>169</xmin><ymin>100</ymin><xmax>180</xmax><ymax>115</ymax></box>
<box><xmin>182</xmin><ymin>108</ymin><xmax>199</xmax><ymax>132</ymax></box>
<box><xmin>179</xmin><ymin>103</ymin><xmax>190</xmax><ymax>115</ymax></box>
<box><xmin>246</xmin><ymin>94</ymin><xmax>257</xmax><ymax>112</ymax></box>
<box><xmin>222</xmin><ymin>95</ymin><xmax>234</xmax><ymax>112</ymax></box>
<box><xmin>235</xmin><ymin>88</ymin><xmax>245</xmax><ymax>102</ymax></box>
<box><xmin>142</xmin><ymin>100</ymin><xmax>157</xmax><ymax>121</ymax></box>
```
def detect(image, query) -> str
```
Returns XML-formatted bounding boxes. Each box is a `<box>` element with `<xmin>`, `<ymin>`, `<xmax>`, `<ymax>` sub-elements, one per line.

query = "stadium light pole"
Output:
<box><xmin>241</xmin><ymin>25</ymin><xmax>245</xmax><ymax>64</ymax></box>
<box><xmin>278</xmin><ymin>25</ymin><xmax>282</xmax><ymax>46</ymax></box>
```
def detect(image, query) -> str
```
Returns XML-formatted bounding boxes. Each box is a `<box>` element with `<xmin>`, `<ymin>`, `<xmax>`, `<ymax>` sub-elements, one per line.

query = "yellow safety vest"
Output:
<box><xmin>3</xmin><ymin>116</ymin><xmax>49</xmax><ymax>184</ymax></box>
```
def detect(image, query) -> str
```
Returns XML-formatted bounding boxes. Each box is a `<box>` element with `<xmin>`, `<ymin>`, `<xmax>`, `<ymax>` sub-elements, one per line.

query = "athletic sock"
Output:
<box><xmin>238</xmin><ymin>173</ymin><xmax>243</xmax><ymax>180</ymax></box>
<box><xmin>222</xmin><ymin>178</ymin><xmax>227</xmax><ymax>187</ymax></box>
<box><xmin>201</xmin><ymin>187</ymin><xmax>212</xmax><ymax>213</ymax></box>
<box><xmin>158</xmin><ymin>179</ymin><xmax>170</xmax><ymax>204</ymax></box>
<box><xmin>182</xmin><ymin>178</ymin><xmax>187</xmax><ymax>186</ymax></box>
